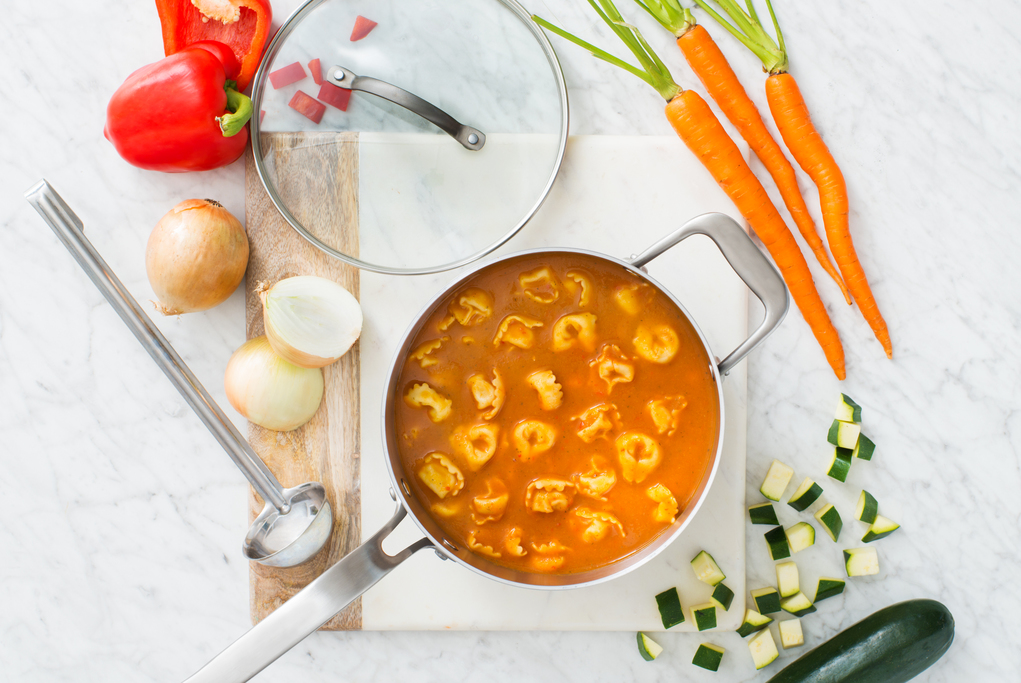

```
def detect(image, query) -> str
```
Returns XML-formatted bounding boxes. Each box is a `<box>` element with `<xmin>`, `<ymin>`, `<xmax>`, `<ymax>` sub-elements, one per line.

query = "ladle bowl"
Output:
<box><xmin>244</xmin><ymin>483</ymin><xmax>332</xmax><ymax>567</ymax></box>
<box><xmin>26</xmin><ymin>180</ymin><xmax>333</xmax><ymax>569</ymax></box>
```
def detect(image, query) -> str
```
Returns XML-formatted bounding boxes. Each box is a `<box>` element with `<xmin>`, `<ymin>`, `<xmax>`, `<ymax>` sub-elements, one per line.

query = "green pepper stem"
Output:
<box><xmin>218</xmin><ymin>86</ymin><xmax>253</xmax><ymax>137</ymax></box>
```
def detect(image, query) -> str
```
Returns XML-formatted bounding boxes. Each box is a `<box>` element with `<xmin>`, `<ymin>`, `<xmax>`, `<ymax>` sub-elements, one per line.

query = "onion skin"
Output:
<box><xmin>224</xmin><ymin>336</ymin><xmax>324</xmax><ymax>432</ymax></box>
<box><xmin>145</xmin><ymin>198</ymin><xmax>249</xmax><ymax>315</ymax></box>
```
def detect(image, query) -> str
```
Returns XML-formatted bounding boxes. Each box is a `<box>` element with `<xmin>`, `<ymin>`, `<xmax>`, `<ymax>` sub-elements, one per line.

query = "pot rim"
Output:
<box><xmin>380</xmin><ymin>244</ymin><xmax>726</xmax><ymax>590</ymax></box>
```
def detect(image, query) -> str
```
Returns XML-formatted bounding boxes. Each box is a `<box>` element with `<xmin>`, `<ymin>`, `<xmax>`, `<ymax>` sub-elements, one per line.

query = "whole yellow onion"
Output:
<box><xmin>145</xmin><ymin>199</ymin><xmax>249</xmax><ymax>315</ymax></box>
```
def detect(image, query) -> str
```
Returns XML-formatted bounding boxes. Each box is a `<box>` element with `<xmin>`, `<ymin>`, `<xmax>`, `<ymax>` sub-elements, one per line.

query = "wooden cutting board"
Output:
<box><xmin>243</xmin><ymin>132</ymin><xmax>362</xmax><ymax>630</ymax></box>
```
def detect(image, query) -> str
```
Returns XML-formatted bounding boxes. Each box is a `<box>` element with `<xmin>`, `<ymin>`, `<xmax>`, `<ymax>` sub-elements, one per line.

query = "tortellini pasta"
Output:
<box><xmin>590</xmin><ymin>344</ymin><xmax>635</xmax><ymax>393</ymax></box>
<box><xmin>472</xmin><ymin>478</ymin><xmax>510</xmax><ymax>524</ymax></box>
<box><xmin>614</xmin><ymin>282</ymin><xmax>654</xmax><ymax>315</ymax></box>
<box><xmin>573</xmin><ymin>403</ymin><xmax>619</xmax><ymax>443</ymax></box>
<box><xmin>450</xmin><ymin>423</ymin><xmax>500</xmax><ymax>471</ymax></box>
<box><xmin>512</xmin><ymin>419</ymin><xmax>557</xmax><ymax>462</ymax></box>
<box><xmin>552</xmin><ymin>312</ymin><xmax>598</xmax><ymax>353</ymax></box>
<box><xmin>430</xmin><ymin>499</ymin><xmax>463</xmax><ymax>519</ymax></box>
<box><xmin>404</xmin><ymin>382</ymin><xmax>452</xmax><ymax>423</ymax></box>
<box><xmin>646</xmin><ymin>483</ymin><xmax>679</xmax><ymax>523</ymax></box>
<box><xmin>563</xmin><ymin>269</ymin><xmax>593</xmax><ymax>307</ymax></box>
<box><xmin>574</xmin><ymin>456</ymin><xmax>618</xmax><ymax>499</ymax></box>
<box><xmin>648</xmin><ymin>395</ymin><xmax>688</xmax><ymax>436</ymax></box>
<box><xmin>525</xmin><ymin>478</ymin><xmax>575</xmax><ymax>513</ymax></box>
<box><xmin>409</xmin><ymin>336</ymin><xmax>449</xmax><ymax>368</ymax></box>
<box><xmin>440</xmin><ymin>288</ymin><xmax>494</xmax><ymax>330</ymax></box>
<box><xmin>519</xmin><ymin>266</ymin><xmax>561</xmax><ymax>304</ymax></box>
<box><xmin>417</xmin><ymin>452</ymin><xmax>465</xmax><ymax>499</ymax></box>
<box><xmin>529</xmin><ymin>540</ymin><xmax>569</xmax><ymax>572</ymax></box>
<box><xmin>467</xmin><ymin>530</ymin><xmax>501</xmax><ymax>558</ymax></box>
<box><xmin>493</xmin><ymin>314</ymin><xmax>543</xmax><ymax>349</ymax></box>
<box><xmin>615</xmin><ymin>431</ymin><xmax>664</xmax><ymax>483</ymax></box>
<box><xmin>505</xmin><ymin>528</ymin><xmax>527</xmax><ymax>557</ymax></box>
<box><xmin>467</xmin><ymin>368</ymin><xmax>505</xmax><ymax>420</ymax></box>
<box><xmin>572</xmin><ymin>507</ymin><xmax>624</xmax><ymax>543</ymax></box>
<box><xmin>527</xmin><ymin>370</ymin><xmax>564</xmax><ymax>411</ymax></box>
<box><xmin>633</xmin><ymin>323</ymin><xmax>680</xmax><ymax>364</ymax></box>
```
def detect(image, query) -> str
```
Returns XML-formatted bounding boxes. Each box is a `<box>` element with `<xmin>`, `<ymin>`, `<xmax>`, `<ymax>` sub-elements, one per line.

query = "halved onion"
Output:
<box><xmin>224</xmin><ymin>336</ymin><xmax>324</xmax><ymax>432</ymax></box>
<box><xmin>259</xmin><ymin>276</ymin><xmax>363</xmax><ymax>368</ymax></box>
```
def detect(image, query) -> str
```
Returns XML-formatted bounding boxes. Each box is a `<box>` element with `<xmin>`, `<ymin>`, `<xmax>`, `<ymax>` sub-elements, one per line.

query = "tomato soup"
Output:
<box><xmin>394</xmin><ymin>253</ymin><xmax>720</xmax><ymax>574</ymax></box>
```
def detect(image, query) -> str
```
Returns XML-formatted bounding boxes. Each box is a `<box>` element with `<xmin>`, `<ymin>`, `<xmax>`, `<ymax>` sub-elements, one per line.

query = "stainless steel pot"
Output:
<box><xmin>185</xmin><ymin>212</ymin><xmax>788</xmax><ymax>682</ymax></box>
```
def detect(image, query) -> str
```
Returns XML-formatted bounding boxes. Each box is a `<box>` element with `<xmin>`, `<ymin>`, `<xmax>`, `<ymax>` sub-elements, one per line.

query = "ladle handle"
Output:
<box><xmin>24</xmin><ymin>180</ymin><xmax>291</xmax><ymax>513</ymax></box>
<box><xmin>184</xmin><ymin>505</ymin><xmax>433</xmax><ymax>683</ymax></box>
<box><xmin>629</xmin><ymin>212</ymin><xmax>789</xmax><ymax>377</ymax></box>
<box><xmin>326</xmin><ymin>66</ymin><xmax>485</xmax><ymax>151</ymax></box>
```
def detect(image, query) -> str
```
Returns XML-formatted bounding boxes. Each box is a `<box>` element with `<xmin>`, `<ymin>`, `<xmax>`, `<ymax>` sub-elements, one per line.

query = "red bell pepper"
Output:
<box><xmin>104</xmin><ymin>42</ymin><xmax>253</xmax><ymax>173</ymax></box>
<box><xmin>156</xmin><ymin>0</ymin><xmax>272</xmax><ymax>92</ymax></box>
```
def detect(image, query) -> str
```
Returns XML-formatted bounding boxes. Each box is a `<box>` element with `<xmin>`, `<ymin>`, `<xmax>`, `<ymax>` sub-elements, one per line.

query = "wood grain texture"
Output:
<box><xmin>243</xmin><ymin>132</ymin><xmax>362</xmax><ymax>630</ymax></box>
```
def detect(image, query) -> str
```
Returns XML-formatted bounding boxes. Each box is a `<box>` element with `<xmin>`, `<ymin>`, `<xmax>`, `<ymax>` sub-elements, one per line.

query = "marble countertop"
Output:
<box><xmin>2</xmin><ymin>0</ymin><xmax>1019</xmax><ymax>681</ymax></box>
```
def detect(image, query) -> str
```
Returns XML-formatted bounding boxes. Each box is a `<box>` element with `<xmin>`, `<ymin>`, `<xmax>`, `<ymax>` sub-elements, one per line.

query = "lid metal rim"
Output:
<box><xmin>249</xmin><ymin>0</ymin><xmax>571</xmax><ymax>276</ymax></box>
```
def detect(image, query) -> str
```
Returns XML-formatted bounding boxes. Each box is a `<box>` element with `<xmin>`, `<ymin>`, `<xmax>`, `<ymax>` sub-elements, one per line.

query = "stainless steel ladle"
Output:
<box><xmin>26</xmin><ymin>180</ymin><xmax>332</xmax><ymax>568</ymax></box>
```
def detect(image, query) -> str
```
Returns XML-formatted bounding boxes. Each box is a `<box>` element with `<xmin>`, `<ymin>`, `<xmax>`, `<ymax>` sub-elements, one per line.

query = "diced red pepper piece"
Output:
<box><xmin>317</xmin><ymin>83</ymin><xmax>352</xmax><ymax>112</ymax></box>
<box><xmin>350</xmin><ymin>16</ymin><xmax>377</xmax><ymax>41</ymax></box>
<box><xmin>309</xmin><ymin>58</ymin><xmax>322</xmax><ymax>85</ymax></box>
<box><xmin>269</xmin><ymin>62</ymin><xmax>306</xmax><ymax>89</ymax></box>
<box><xmin>259</xmin><ymin>109</ymin><xmax>266</xmax><ymax>124</ymax></box>
<box><xmin>288</xmin><ymin>90</ymin><xmax>325</xmax><ymax>123</ymax></box>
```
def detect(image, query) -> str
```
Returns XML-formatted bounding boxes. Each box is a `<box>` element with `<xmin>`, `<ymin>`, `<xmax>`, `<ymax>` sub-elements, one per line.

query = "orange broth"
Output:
<box><xmin>395</xmin><ymin>253</ymin><xmax>720</xmax><ymax>574</ymax></box>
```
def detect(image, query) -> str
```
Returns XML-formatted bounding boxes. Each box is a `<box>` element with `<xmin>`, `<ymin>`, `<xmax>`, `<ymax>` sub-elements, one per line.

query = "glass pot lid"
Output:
<box><xmin>250</xmin><ymin>0</ymin><xmax>569</xmax><ymax>274</ymax></box>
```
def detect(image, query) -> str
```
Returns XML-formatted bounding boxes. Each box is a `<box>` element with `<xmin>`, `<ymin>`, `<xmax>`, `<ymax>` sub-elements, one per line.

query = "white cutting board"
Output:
<box><xmin>358</xmin><ymin>135</ymin><xmax>749</xmax><ymax>630</ymax></box>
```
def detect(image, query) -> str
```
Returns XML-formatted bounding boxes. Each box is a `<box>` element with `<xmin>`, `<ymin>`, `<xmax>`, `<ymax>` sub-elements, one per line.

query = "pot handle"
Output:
<box><xmin>183</xmin><ymin>505</ymin><xmax>433</xmax><ymax>683</ymax></box>
<box><xmin>629</xmin><ymin>213</ymin><xmax>789</xmax><ymax>377</ymax></box>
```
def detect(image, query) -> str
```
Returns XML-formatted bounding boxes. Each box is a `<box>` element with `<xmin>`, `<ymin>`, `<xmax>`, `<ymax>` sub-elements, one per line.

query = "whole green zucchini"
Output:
<box><xmin>766</xmin><ymin>599</ymin><xmax>954</xmax><ymax>683</ymax></box>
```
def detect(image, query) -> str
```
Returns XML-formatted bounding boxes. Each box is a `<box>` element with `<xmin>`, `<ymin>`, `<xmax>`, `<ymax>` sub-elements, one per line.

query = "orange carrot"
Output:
<box><xmin>634</xmin><ymin>1</ymin><xmax>849</xmax><ymax>303</ymax></box>
<box><xmin>766</xmin><ymin>73</ymin><xmax>891</xmax><ymax>358</ymax></box>
<box><xmin>666</xmin><ymin>90</ymin><xmax>845</xmax><ymax>376</ymax></box>
<box><xmin>532</xmin><ymin>2</ymin><xmax>847</xmax><ymax>378</ymax></box>
<box><xmin>693</xmin><ymin>0</ymin><xmax>892</xmax><ymax>358</ymax></box>
<box><xmin>676</xmin><ymin>25</ymin><xmax>850</xmax><ymax>305</ymax></box>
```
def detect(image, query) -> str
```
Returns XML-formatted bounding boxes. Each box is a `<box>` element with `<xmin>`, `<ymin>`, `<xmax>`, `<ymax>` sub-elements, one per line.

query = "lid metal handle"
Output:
<box><xmin>327</xmin><ymin>66</ymin><xmax>485</xmax><ymax>151</ymax></box>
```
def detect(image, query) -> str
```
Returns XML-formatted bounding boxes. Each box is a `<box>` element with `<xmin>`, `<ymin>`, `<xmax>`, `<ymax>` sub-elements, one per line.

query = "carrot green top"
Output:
<box><xmin>532</xmin><ymin>0</ymin><xmax>683</xmax><ymax>102</ymax></box>
<box><xmin>692</xmin><ymin>0</ymin><xmax>788</xmax><ymax>74</ymax></box>
<box><xmin>631</xmin><ymin>0</ymin><xmax>696</xmax><ymax>36</ymax></box>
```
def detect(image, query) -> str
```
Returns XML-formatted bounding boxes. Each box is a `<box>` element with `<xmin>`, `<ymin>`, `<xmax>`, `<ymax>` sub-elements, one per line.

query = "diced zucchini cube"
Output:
<box><xmin>749</xmin><ymin>502</ymin><xmax>779</xmax><ymax>525</ymax></box>
<box><xmin>637</xmin><ymin>632</ymin><xmax>663</xmax><ymax>661</ymax></box>
<box><xmin>844</xmin><ymin>547</ymin><xmax>880</xmax><ymax>576</ymax></box>
<box><xmin>655</xmin><ymin>587</ymin><xmax>685</xmax><ymax>629</ymax></box>
<box><xmin>691</xmin><ymin>550</ymin><xmax>726</xmax><ymax>585</ymax></box>
<box><xmin>835</xmin><ymin>393</ymin><xmax>862</xmax><ymax>423</ymax></box>
<box><xmin>788</xmin><ymin>477</ymin><xmax>823</xmax><ymax>511</ymax></box>
<box><xmin>710</xmin><ymin>582</ymin><xmax>735</xmax><ymax>611</ymax></box>
<box><xmin>862</xmin><ymin>515</ymin><xmax>900</xmax><ymax>543</ymax></box>
<box><xmin>855</xmin><ymin>490</ymin><xmax>879</xmax><ymax>524</ymax></box>
<box><xmin>827</xmin><ymin>420</ymin><xmax>861</xmax><ymax>449</ymax></box>
<box><xmin>760</xmin><ymin>460</ymin><xmax>794</xmax><ymax>501</ymax></box>
<box><xmin>814</xmin><ymin>577</ymin><xmax>846</xmax><ymax>602</ymax></box>
<box><xmin>691</xmin><ymin>603</ymin><xmax>718</xmax><ymax>631</ymax></box>
<box><xmin>778</xmin><ymin>619</ymin><xmax>804</xmax><ymax>649</ymax></box>
<box><xmin>853</xmin><ymin>433</ymin><xmax>876</xmax><ymax>460</ymax></box>
<box><xmin>786</xmin><ymin>522</ymin><xmax>815</xmax><ymax>554</ymax></box>
<box><xmin>775</xmin><ymin>561</ymin><xmax>799</xmax><ymax>598</ymax></box>
<box><xmin>692</xmin><ymin>643</ymin><xmax>725</xmax><ymax>672</ymax></box>
<box><xmin>764</xmin><ymin>526</ymin><xmax>791</xmax><ymax>560</ymax></box>
<box><xmin>780</xmin><ymin>591</ymin><xmax>817</xmax><ymax>617</ymax></box>
<box><xmin>750</xmin><ymin>587</ymin><xmax>781</xmax><ymax>614</ymax></box>
<box><xmin>826</xmin><ymin>447</ymin><xmax>854</xmax><ymax>482</ymax></box>
<box><xmin>736</xmin><ymin>609</ymin><xmax>773</xmax><ymax>638</ymax></box>
<box><xmin>814</xmin><ymin>504</ymin><xmax>843</xmax><ymax>542</ymax></box>
<box><xmin>748</xmin><ymin>628</ymin><xmax>779</xmax><ymax>669</ymax></box>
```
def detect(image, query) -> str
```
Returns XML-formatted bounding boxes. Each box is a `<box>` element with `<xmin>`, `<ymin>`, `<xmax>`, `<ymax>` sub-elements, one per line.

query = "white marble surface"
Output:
<box><xmin>2</xmin><ymin>0</ymin><xmax>1020</xmax><ymax>681</ymax></box>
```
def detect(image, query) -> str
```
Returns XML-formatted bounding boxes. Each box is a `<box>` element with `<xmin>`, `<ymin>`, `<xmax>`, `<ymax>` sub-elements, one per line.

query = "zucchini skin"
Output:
<box><xmin>766</xmin><ymin>599</ymin><xmax>954</xmax><ymax>683</ymax></box>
